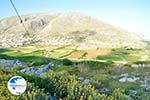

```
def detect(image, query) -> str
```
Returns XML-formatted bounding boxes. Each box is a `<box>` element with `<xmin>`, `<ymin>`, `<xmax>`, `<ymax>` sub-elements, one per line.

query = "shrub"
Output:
<box><xmin>62</xmin><ymin>59</ymin><xmax>73</xmax><ymax>65</ymax></box>
<box><xmin>76</xmin><ymin>60</ymin><xmax>109</xmax><ymax>70</ymax></box>
<box><xmin>0</xmin><ymin>69</ymin><xmax>50</xmax><ymax>100</ymax></box>
<box><xmin>134</xmin><ymin>61</ymin><xmax>150</xmax><ymax>64</ymax></box>
<box><xmin>43</xmin><ymin>70</ymin><xmax>129</xmax><ymax>100</ymax></box>
<box><xmin>0</xmin><ymin>68</ymin><xmax>130</xmax><ymax>100</ymax></box>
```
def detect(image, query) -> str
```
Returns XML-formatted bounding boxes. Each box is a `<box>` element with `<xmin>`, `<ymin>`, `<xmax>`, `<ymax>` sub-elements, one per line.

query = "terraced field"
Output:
<box><xmin>0</xmin><ymin>45</ymin><xmax>150</xmax><ymax>99</ymax></box>
<box><xmin>0</xmin><ymin>45</ymin><xmax>147</xmax><ymax>63</ymax></box>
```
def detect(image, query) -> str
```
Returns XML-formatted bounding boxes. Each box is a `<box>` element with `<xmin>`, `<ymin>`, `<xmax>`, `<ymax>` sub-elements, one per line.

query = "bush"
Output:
<box><xmin>134</xmin><ymin>61</ymin><xmax>150</xmax><ymax>64</ymax></box>
<box><xmin>106</xmin><ymin>60</ymin><xmax>113</xmax><ymax>65</ymax></box>
<box><xmin>0</xmin><ymin>69</ymin><xmax>50</xmax><ymax>100</ymax></box>
<box><xmin>62</xmin><ymin>59</ymin><xmax>73</xmax><ymax>65</ymax></box>
<box><xmin>96</xmin><ymin>55</ymin><xmax>123</xmax><ymax>61</ymax></box>
<box><xmin>76</xmin><ymin>60</ymin><xmax>109</xmax><ymax>70</ymax></box>
<box><xmin>43</xmin><ymin>70</ymin><xmax>129</xmax><ymax>100</ymax></box>
<box><xmin>0</xmin><ymin>68</ymin><xmax>131</xmax><ymax>100</ymax></box>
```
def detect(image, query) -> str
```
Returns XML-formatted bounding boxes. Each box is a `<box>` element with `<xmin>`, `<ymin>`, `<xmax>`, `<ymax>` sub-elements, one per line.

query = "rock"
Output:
<box><xmin>34</xmin><ymin>69</ymin><xmax>43</xmax><ymax>75</ymax></box>
<box><xmin>21</xmin><ymin>63</ymin><xmax>53</xmax><ymax>75</ymax></box>
<box><xmin>35</xmin><ymin>63</ymin><xmax>52</xmax><ymax>75</ymax></box>
<box><xmin>21</xmin><ymin>67</ymin><xmax>36</xmax><ymax>74</ymax></box>
<box><xmin>47</xmin><ymin>93</ymin><xmax>54</xmax><ymax>100</ymax></box>
<box><xmin>42</xmin><ymin>63</ymin><xmax>52</xmax><ymax>70</ymax></box>
<box><xmin>129</xmin><ymin>90</ymin><xmax>137</xmax><ymax>95</ymax></box>
<box><xmin>132</xmin><ymin>63</ymin><xmax>150</xmax><ymax>68</ymax></box>
<box><xmin>0</xmin><ymin>59</ymin><xmax>27</xmax><ymax>70</ymax></box>
<box><xmin>119</xmin><ymin>74</ymin><xmax>139</xmax><ymax>82</ymax></box>
<box><xmin>120</xmin><ymin>73</ymin><xmax>129</xmax><ymax>77</ymax></box>
<box><xmin>139</xmin><ymin>77</ymin><xmax>150</xmax><ymax>84</ymax></box>
<box><xmin>100</xmin><ymin>87</ymin><xmax>109</xmax><ymax>93</ymax></box>
<box><xmin>140</xmin><ymin>84</ymin><xmax>150</xmax><ymax>90</ymax></box>
<box><xmin>119</xmin><ymin>77</ymin><xmax>138</xmax><ymax>83</ymax></box>
<box><xmin>39</xmin><ymin>19</ymin><xmax>45</xmax><ymax>26</ymax></box>
<box><xmin>0</xmin><ymin>59</ymin><xmax>13</xmax><ymax>69</ymax></box>
<box><xmin>13</xmin><ymin>60</ymin><xmax>28</xmax><ymax>67</ymax></box>
<box><xmin>131</xmin><ymin>64</ymin><xmax>139</xmax><ymax>68</ymax></box>
<box><xmin>78</xmin><ymin>77</ymin><xmax>84</xmax><ymax>81</ymax></box>
<box><xmin>83</xmin><ymin>79</ymin><xmax>90</xmax><ymax>84</ymax></box>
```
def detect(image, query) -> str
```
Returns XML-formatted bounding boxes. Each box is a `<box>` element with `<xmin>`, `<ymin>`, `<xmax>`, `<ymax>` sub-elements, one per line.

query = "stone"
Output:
<box><xmin>39</xmin><ymin>19</ymin><xmax>45</xmax><ymax>26</ymax></box>
<box><xmin>21</xmin><ymin>67</ymin><xmax>36</xmax><ymax>74</ymax></box>
<box><xmin>131</xmin><ymin>64</ymin><xmax>138</xmax><ymax>68</ymax></box>
<box><xmin>78</xmin><ymin>77</ymin><xmax>84</xmax><ymax>81</ymax></box>
<box><xmin>120</xmin><ymin>73</ymin><xmax>129</xmax><ymax>77</ymax></box>
<box><xmin>132</xmin><ymin>64</ymin><xmax>150</xmax><ymax>68</ymax></box>
<box><xmin>13</xmin><ymin>60</ymin><xmax>27</xmax><ymax>67</ymax></box>
<box><xmin>140</xmin><ymin>84</ymin><xmax>150</xmax><ymax>90</ymax></box>
<box><xmin>119</xmin><ymin>74</ymin><xmax>139</xmax><ymax>82</ymax></box>
<box><xmin>100</xmin><ymin>87</ymin><xmax>109</xmax><ymax>93</ymax></box>
<box><xmin>129</xmin><ymin>90</ymin><xmax>137</xmax><ymax>95</ymax></box>
<box><xmin>47</xmin><ymin>93</ymin><xmax>54</xmax><ymax>100</ymax></box>
<box><xmin>0</xmin><ymin>59</ymin><xmax>27</xmax><ymax>70</ymax></box>
<box><xmin>34</xmin><ymin>69</ymin><xmax>43</xmax><ymax>75</ymax></box>
<box><xmin>21</xmin><ymin>63</ymin><xmax>53</xmax><ymax>75</ymax></box>
<box><xmin>83</xmin><ymin>79</ymin><xmax>90</xmax><ymax>84</ymax></box>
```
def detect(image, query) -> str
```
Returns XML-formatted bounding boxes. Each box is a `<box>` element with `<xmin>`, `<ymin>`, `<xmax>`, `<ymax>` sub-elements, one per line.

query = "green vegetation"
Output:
<box><xmin>0</xmin><ymin>69</ymin><xmax>50</xmax><ymax>100</ymax></box>
<box><xmin>96</xmin><ymin>54</ymin><xmax>124</xmax><ymax>61</ymax></box>
<box><xmin>134</xmin><ymin>60</ymin><xmax>150</xmax><ymax>64</ymax></box>
<box><xmin>62</xmin><ymin>59</ymin><xmax>73</xmax><ymax>65</ymax></box>
<box><xmin>0</xmin><ymin>46</ymin><xmax>150</xmax><ymax>99</ymax></box>
<box><xmin>0</xmin><ymin>68</ymin><xmax>130</xmax><ymax>100</ymax></box>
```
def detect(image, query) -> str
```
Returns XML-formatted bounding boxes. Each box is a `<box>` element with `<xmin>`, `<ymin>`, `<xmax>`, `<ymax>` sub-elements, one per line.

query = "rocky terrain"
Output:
<box><xmin>0</xmin><ymin>58</ymin><xmax>150</xmax><ymax>98</ymax></box>
<box><xmin>0</xmin><ymin>59</ymin><xmax>54</xmax><ymax>75</ymax></box>
<box><xmin>0</xmin><ymin>59</ymin><xmax>27</xmax><ymax>69</ymax></box>
<box><xmin>0</xmin><ymin>12</ymin><xmax>147</xmax><ymax>48</ymax></box>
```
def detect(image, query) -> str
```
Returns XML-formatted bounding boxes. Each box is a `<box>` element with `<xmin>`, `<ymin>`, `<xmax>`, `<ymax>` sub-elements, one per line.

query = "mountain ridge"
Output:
<box><xmin>0</xmin><ymin>12</ymin><xmax>147</xmax><ymax>48</ymax></box>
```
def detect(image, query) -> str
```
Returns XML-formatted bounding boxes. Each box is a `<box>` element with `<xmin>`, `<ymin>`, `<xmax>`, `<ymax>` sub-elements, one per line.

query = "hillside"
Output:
<box><xmin>0</xmin><ymin>12</ymin><xmax>150</xmax><ymax>100</ymax></box>
<box><xmin>0</xmin><ymin>12</ymin><xmax>147</xmax><ymax>48</ymax></box>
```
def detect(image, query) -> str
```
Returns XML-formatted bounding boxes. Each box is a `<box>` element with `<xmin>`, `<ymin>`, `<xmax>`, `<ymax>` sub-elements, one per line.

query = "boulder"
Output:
<box><xmin>0</xmin><ymin>59</ymin><xmax>27</xmax><ymax>70</ymax></box>
<box><xmin>100</xmin><ymin>87</ymin><xmax>109</xmax><ymax>93</ymax></box>
<box><xmin>13</xmin><ymin>60</ymin><xmax>28</xmax><ymax>67</ymax></box>
<box><xmin>119</xmin><ymin>74</ymin><xmax>139</xmax><ymax>82</ymax></box>
<box><xmin>21</xmin><ymin>67</ymin><xmax>36</xmax><ymax>74</ymax></box>
<box><xmin>21</xmin><ymin>63</ymin><xmax>53</xmax><ymax>75</ymax></box>
<box><xmin>140</xmin><ymin>84</ymin><xmax>150</xmax><ymax>90</ymax></box>
<box><xmin>83</xmin><ymin>79</ymin><xmax>90</xmax><ymax>84</ymax></box>
<box><xmin>78</xmin><ymin>77</ymin><xmax>84</xmax><ymax>81</ymax></box>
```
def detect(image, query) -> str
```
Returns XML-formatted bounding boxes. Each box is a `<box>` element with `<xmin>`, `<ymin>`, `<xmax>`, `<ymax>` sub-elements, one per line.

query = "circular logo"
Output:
<box><xmin>7</xmin><ymin>76</ymin><xmax>27</xmax><ymax>95</ymax></box>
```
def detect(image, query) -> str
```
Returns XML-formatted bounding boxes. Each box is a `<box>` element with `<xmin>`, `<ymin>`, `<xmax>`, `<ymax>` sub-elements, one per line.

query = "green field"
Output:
<box><xmin>0</xmin><ymin>45</ymin><xmax>150</xmax><ymax>99</ymax></box>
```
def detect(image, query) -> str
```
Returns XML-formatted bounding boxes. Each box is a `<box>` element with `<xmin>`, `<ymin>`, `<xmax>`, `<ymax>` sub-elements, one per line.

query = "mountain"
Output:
<box><xmin>0</xmin><ymin>12</ymin><xmax>147</xmax><ymax>48</ymax></box>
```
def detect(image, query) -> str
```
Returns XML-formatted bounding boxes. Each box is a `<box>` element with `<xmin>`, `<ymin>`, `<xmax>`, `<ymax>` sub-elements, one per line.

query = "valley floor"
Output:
<box><xmin>0</xmin><ymin>45</ymin><xmax>150</xmax><ymax>100</ymax></box>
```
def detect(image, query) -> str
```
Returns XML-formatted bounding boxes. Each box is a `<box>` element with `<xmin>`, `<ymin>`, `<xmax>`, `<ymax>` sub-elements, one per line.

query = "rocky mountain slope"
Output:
<box><xmin>0</xmin><ymin>12</ymin><xmax>147</xmax><ymax>48</ymax></box>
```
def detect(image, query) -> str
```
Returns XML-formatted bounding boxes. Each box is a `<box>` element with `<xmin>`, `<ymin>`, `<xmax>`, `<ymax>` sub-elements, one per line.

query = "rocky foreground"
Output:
<box><xmin>0</xmin><ymin>59</ymin><xmax>149</xmax><ymax>96</ymax></box>
<box><xmin>0</xmin><ymin>59</ymin><xmax>53</xmax><ymax>75</ymax></box>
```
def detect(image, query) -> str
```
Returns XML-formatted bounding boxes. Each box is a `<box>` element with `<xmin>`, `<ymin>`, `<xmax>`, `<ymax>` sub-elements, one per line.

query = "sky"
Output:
<box><xmin>0</xmin><ymin>0</ymin><xmax>150</xmax><ymax>38</ymax></box>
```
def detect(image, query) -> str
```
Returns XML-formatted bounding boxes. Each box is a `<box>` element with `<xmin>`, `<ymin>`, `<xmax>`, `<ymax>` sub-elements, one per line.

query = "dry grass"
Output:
<box><xmin>85</xmin><ymin>49</ymin><xmax>112</xmax><ymax>59</ymax></box>
<box><xmin>68</xmin><ymin>50</ymin><xmax>85</xmax><ymax>59</ymax></box>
